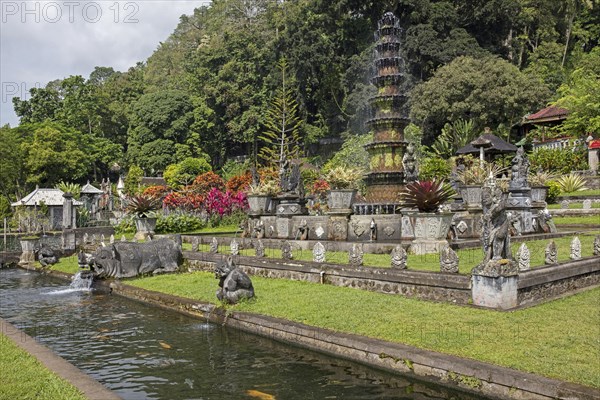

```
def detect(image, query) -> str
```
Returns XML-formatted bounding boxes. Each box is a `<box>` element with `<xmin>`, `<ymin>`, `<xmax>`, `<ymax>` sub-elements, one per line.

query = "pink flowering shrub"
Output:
<box><xmin>203</xmin><ymin>188</ymin><xmax>247</xmax><ymax>216</ymax></box>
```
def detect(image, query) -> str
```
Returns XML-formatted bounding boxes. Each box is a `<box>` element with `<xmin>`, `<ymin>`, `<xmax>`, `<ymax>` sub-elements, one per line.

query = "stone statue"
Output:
<box><xmin>570</xmin><ymin>237</ymin><xmax>581</xmax><ymax>260</ymax></box>
<box><xmin>215</xmin><ymin>256</ymin><xmax>254</xmax><ymax>304</ymax></box>
<box><xmin>296</xmin><ymin>219</ymin><xmax>309</xmax><ymax>240</ymax></box>
<box><xmin>35</xmin><ymin>244</ymin><xmax>58</xmax><ymax>267</ymax></box>
<box><xmin>210</xmin><ymin>237</ymin><xmax>219</xmax><ymax>254</ymax></box>
<box><xmin>348</xmin><ymin>244</ymin><xmax>363</xmax><ymax>267</ymax></box>
<box><xmin>369</xmin><ymin>218</ymin><xmax>377</xmax><ymax>241</ymax></box>
<box><xmin>254</xmin><ymin>239</ymin><xmax>265</xmax><ymax>257</ymax></box>
<box><xmin>545</xmin><ymin>241</ymin><xmax>557</xmax><ymax>264</ymax></box>
<box><xmin>239</xmin><ymin>220</ymin><xmax>250</xmax><ymax>238</ymax></box>
<box><xmin>594</xmin><ymin>235</ymin><xmax>600</xmax><ymax>256</ymax></box>
<box><xmin>313</xmin><ymin>242</ymin><xmax>325</xmax><ymax>263</ymax></box>
<box><xmin>230</xmin><ymin>239</ymin><xmax>239</xmax><ymax>256</ymax></box>
<box><xmin>482</xmin><ymin>178</ymin><xmax>511</xmax><ymax>263</ymax></box>
<box><xmin>280</xmin><ymin>161</ymin><xmax>303</xmax><ymax>196</ymax></box>
<box><xmin>391</xmin><ymin>245</ymin><xmax>407</xmax><ymax>269</ymax></box>
<box><xmin>192</xmin><ymin>237</ymin><xmax>199</xmax><ymax>252</ymax></box>
<box><xmin>281</xmin><ymin>241</ymin><xmax>293</xmax><ymax>260</ymax></box>
<box><xmin>403</xmin><ymin>142</ymin><xmax>418</xmax><ymax>182</ymax></box>
<box><xmin>509</xmin><ymin>146</ymin><xmax>530</xmax><ymax>189</ymax></box>
<box><xmin>86</xmin><ymin>238</ymin><xmax>183</xmax><ymax>278</ymax></box>
<box><xmin>516</xmin><ymin>243</ymin><xmax>530</xmax><ymax>271</ymax></box>
<box><xmin>473</xmin><ymin>177</ymin><xmax>516</xmax><ymax>276</ymax></box>
<box><xmin>439</xmin><ymin>246</ymin><xmax>459</xmax><ymax>273</ymax></box>
<box><xmin>253</xmin><ymin>220</ymin><xmax>265</xmax><ymax>239</ymax></box>
<box><xmin>537</xmin><ymin>209</ymin><xmax>557</xmax><ymax>233</ymax></box>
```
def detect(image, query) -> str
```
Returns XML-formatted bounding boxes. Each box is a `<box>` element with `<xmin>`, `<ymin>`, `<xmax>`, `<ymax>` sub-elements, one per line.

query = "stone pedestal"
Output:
<box><xmin>134</xmin><ymin>217</ymin><xmax>157</xmax><ymax>241</ymax></box>
<box><xmin>18</xmin><ymin>238</ymin><xmax>38</xmax><ymax>267</ymax></box>
<box><xmin>507</xmin><ymin>187</ymin><xmax>534</xmax><ymax>234</ymax></box>
<box><xmin>247</xmin><ymin>195</ymin><xmax>272</xmax><ymax>216</ymax></box>
<box><xmin>275</xmin><ymin>196</ymin><xmax>307</xmax><ymax>217</ymax></box>
<box><xmin>471</xmin><ymin>259</ymin><xmax>519</xmax><ymax>310</ymax></box>
<box><xmin>62</xmin><ymin>229</ymin><xmax>76</xmax><ymax>251</ymax></box>
<box><xmin>62</xmin><ymin>192</ymin><xmax>75</xmax><ymax>229</ymax></box>
<box><xmin>406</xmin><ymin>212</ymin><xmax>453</xmax><ymax>255</ymax></box>
<box><xmin>459</xmin><ymin>185</ymin><xmax>483</xmax><ymax>211</ymax></box>
<box><xmin>471</xmin><ymin>274</ymin><xmax>518</xmax><ymax>310</ymax></box>
<box><xmin>292</xmin><ymin>216</ymin><xmax>329</xmax><ymax>241</ymax></box>
<box><xmin>348</xmin><ymin>215</ymin><xmax>402</xmax><ymax>242</ymax></box>
<box><xmin>273</xmin><ymin>195</ymin><xmax>307</xmax><ymax>239</ymax></box>
<box><xmin>451</xmin><ymin>210</ymin><xmax>483</xmax><ymax>239</ymax></box>
<box><xmin>328</xmin><ymin>216</ymin><xmax>349</xmax><ymax>241</ymax></box>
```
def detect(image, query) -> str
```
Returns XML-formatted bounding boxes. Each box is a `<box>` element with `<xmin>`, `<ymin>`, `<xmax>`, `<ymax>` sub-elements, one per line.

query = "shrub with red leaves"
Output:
<box><xmin>203</xmin><ymin>188</ymin><xmax>248</xmax><ymax>216</ymax></box>
<box><xmin>226</xmin><ymin>171</ymin><xmax>252</xmax><ymax>194</ymax></box>
<box><xmin>190</xmin><ymin>171</ymin><xmax>225</xmax><ymax>196</ymax></box>
<box><xmin>163</xmin><ymin>192</ymin><xmax>204</xmax><ymax>211</ymax></box>
<box><xmin>142</xmin><ymin>185</ymin><xmax>170</xmax><ymax>200</ymax></box>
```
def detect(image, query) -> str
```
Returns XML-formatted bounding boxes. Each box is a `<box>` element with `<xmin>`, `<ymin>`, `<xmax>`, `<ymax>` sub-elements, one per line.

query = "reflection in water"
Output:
<box><xmin>0</xmin><ymin>269</ymin><xmax>487</xmax><ymax>400</ymax></box>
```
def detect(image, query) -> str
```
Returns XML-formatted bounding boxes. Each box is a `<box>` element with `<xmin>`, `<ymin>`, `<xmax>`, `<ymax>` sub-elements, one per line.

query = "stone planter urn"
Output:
<box><xmin>134</xmin><ymin>217</ymin><xmax>157</xmax><ymax>241</ymax></box>
<box><xmin>19</xmin><ymin>236</ymin><xmax>39</xmax><ymax>267</ymax></box>
<box><xmin>328</xmin><ymin>189</ymin><xmax>357</xmax><ymax>212</ymax></box>
<box><xmin>459</xmin><ymin>185</ymin><xmax>483</xmax><ymax>209</ymax></box>
<box><xmin>530</xmin><ymin>186</ymin><xmax>549</xmax><ymax>204</ymax></box>
<box><xmin>247</xmin><ymin>195</ymin><xmax>272</xmax><ymax>215</ymax></box>
<box><xmin>407</xmin><ymin>212</ymin><xmax>454</xmax><ymax>255</ymax></box>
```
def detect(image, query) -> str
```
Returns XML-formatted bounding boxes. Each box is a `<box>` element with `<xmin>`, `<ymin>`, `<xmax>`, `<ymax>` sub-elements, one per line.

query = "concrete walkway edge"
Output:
<box><xmin>1</xmin><ymin>318</ymin><xmax>121</xmax><ymax>400</ymax></box>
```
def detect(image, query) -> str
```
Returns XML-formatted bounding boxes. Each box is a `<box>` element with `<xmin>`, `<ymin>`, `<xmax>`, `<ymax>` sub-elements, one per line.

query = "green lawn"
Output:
<box><xmin>127</xmin><ymin>271</ymin><xmax>600</xmax><ymax>389</ymax></box>
<box><xmin>553</xmin><ymin>215</ymin><xmax>600</xmax><ymax>226</ymax></box>
<box><xmin>560</xmin><ymin>189</ymin><xmax>600</xmax><ymax>197</ymax></box>
<box><xmin>548</xmin><ymin>202</ymin><xmax>600</xmax><ymax>209</ymax></box>
<box><xmin>0</xmin><ymin>333</ymin><xmax>86</xmax><ymax>400</ymax></box>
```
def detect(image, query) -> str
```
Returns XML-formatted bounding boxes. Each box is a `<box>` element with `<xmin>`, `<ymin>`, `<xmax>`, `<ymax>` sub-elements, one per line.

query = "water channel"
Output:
<box><xmin>0</xmin><ymin>268</ymin><xmax>489</xmax><ymax>399</ymax></box>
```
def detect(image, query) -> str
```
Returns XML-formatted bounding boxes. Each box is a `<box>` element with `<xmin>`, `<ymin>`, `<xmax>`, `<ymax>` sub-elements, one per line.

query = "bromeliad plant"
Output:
<box><xmin>400</xmin><ymin>180</ymin><xmax>455</xmax><ymax>212</ymax></box>
<box><xmin>125</xmin><ymin>194</ymin><xmax>162</xmax><ymax>218</ymax></box>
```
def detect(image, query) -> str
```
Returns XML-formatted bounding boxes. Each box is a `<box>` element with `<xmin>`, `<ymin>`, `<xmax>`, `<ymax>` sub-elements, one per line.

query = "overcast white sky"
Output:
<box><xmin>1</xmin><ymin>0</ymin><xmax>211</xmax><ymax>127</ymax></box>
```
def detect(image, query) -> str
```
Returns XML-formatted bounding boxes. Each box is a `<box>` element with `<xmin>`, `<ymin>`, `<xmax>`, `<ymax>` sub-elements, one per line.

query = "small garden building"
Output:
<box><xmin>11</xmin><ymin>187</ymin><xmax>82</xmax><ymax>230</ymax></box>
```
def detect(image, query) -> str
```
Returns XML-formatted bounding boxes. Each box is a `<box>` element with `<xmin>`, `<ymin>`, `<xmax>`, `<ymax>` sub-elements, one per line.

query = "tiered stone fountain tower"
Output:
<box><xmin>364</xmin><ymin>12</ymin><xmax>412</xmax><ymax>203</ymax></box>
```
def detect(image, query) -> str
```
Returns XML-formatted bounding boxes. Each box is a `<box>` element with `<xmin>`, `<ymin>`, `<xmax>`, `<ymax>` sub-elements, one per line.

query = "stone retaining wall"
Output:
<box><xmin>517</xmin><ymin>258</ymin><xmax>600</xmax><ymax>307</ymax></box>
<box><xmin>186</xmin><ymin>251</ymin><xmax>600</xmax><ymax>310</ymax></box>
<box><xmin>184</xmin><ymin>251</ymin><xmax>472</xmax><ymax>304</ymax></box>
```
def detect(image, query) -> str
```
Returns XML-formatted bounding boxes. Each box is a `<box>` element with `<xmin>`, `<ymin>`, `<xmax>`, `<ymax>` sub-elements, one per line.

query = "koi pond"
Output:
<box><xmin>0</xmin><ymin>268</ymin><xmax>489</xmax><ymax>399</ymax></box>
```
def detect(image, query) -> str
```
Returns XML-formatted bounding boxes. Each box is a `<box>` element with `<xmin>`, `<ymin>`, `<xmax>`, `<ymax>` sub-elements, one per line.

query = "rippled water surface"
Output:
<box><xmin>0</xmin><ymin>269</ymin><xmax>487</xmax><ymax>399</ymax></box>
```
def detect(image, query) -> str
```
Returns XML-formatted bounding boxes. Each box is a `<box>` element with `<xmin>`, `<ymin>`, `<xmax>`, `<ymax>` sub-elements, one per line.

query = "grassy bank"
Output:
<box><xmin>126</xmin><ymin>271</ymin><xmax>600</xmax><ymax>389</ymax></box>
<box><xmin>0</xmin><ymin>333</ymin><xmax>86</xmax><ymax>400</ymax></box>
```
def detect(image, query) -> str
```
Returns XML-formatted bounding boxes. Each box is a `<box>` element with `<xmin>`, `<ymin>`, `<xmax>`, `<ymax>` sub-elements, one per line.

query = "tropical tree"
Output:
<box><xmin>258</xmin><ymin>58</ymin><xmax>303</xmax><ymax>168</ymax></box>
<box><xmin>126</xmin><ymin>90</ymin><xmax>198</xmax><ymax>173</ymax></box>
<box><xmin>20</xmin><ymin>122</ymin><xmax>90</xmax><ymax>186</ymax></box>
<box><xmin>554</xmin><ymin>47</ymin><xmax>600</xmax><ymax>136</ymax></box>
<box><xmin>410</xmin><ymin>56</ymin><xmax>551</xmax><ymax>144</ymax></box>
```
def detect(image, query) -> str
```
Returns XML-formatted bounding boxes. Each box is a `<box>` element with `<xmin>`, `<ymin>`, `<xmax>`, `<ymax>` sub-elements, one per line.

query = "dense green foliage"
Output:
<box><xmin>163</xmin><ymin>157</ymin><xmax>212</xmax><ymax>188</ymax></box>
<box><xmin>3</xmin><ymin>0</ymin><xmax>599</xmax><ymax>199</ymax></box>
<box><xmin>529</xmin><ymin>147</ymin><xmax>588</xmax><ymax>173</ymax></box>
<box><xmin>410</xmin><ymin>56</ymin><xmax>550</xmax><ymax>143</ymax></box>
